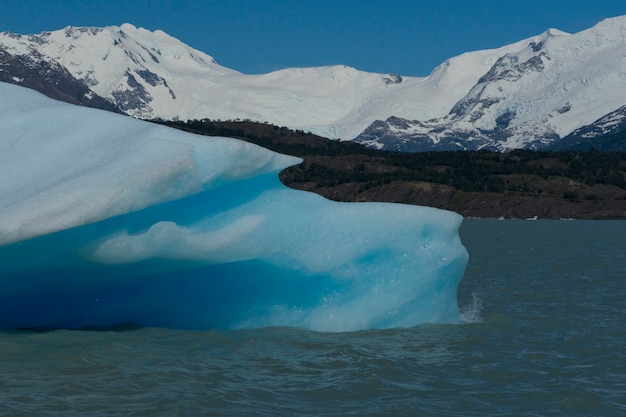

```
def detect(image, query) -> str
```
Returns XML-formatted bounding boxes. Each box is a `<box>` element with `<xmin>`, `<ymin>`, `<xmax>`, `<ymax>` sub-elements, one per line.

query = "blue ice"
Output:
<box><xmin>0</xmin><ymin>83</ymin><xmax>468</xmax><ymax>331</ymax></box>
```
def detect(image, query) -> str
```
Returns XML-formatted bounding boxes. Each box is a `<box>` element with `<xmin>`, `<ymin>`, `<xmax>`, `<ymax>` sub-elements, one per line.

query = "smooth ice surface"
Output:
<box><xmin>0</xmin><ymin>82</ymin><xmax>468</xmax><ymax>331</ymax></box>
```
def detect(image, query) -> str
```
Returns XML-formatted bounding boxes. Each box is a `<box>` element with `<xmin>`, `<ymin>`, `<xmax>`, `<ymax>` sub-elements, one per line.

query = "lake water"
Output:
<box><xmin>1</xmin><ymin>219</ymin><xmax>625</xmax><ymax>416</ymax></box>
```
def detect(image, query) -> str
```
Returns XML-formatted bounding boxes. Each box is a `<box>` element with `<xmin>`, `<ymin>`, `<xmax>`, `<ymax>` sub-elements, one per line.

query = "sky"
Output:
<box><xmin>2</xmin><ymin>0</ymin><xmax>626</xmax><ymax>77</ymax></box>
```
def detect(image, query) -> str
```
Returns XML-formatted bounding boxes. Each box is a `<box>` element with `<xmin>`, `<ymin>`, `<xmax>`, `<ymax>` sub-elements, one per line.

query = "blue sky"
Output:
<box><xmin>2</xmin><ymin>0</ymin><xmax>626</xmax><ymax>76</ymax></box>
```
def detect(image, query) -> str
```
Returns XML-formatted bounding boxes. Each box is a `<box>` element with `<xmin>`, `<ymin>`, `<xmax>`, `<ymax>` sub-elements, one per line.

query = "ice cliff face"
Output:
<box><xmin>355</xmin><ymin>16</ymin><xmax>626</xmax><ymax>151</ymax></box>
<box><xmin>0</xmin><ymin>82</ymin><xmax>468</xmax><ymax>331</ymax></box>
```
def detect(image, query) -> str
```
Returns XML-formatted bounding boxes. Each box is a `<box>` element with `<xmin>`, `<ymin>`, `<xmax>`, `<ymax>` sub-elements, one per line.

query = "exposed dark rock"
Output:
<box><xmin>529</xmin><ymin>40</ymin><xmax>545</xmax><ymax>52</ymax></box>
<box><xmin>551</xmin><ymin>105</ymin><xmax>626</xmax><ymax>151</ymax></box>
<box><xmin>383</xmin><ymin>74</ymin><xmax>403</xmax><ymax>84</ymax></box>
<box><xmin>110</xmin><ymin>70</ymin><xmax>153</xmax><ymax>113</ymax></box>
<box><xmin>0</xmin><ymin>46</ymin><xmax>120</xmax><ymax>113</ymax></box>
<box><xmin>477</xmin><ymin>54</ymin><xmax>545</xmax><ymax>84</ymax></box>
<box><xmin>495</xmin><ymin>110</ymin><xmax>516</xmax><ymax>130</ymax></box>
<box><xmin>136</xmin><ymin>69</ymin><xmax>162</xmax><ymax>86</ymax></box>
<box><xmin>556</xmin><ymin>102</ymin><xmax>572</xmax><ymax>114</ymax></box>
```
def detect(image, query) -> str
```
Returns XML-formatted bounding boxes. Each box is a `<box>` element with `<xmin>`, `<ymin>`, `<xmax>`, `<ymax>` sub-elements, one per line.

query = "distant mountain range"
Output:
<box><xmin>354</xmin><ymin>18</ymin><xmax>626</xmax><ymax>152</ymax></box>
<box><xmin>2</xmin><ymin>17</ymin><xmax>626</xmax><ymax>151</ymax></box>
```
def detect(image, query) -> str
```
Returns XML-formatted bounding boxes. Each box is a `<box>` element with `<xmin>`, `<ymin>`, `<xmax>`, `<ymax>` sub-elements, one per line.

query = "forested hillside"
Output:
<box><xmin>157</xmin><ymin>119</ymin><xmax>626</xmax><ymax>219</ymax></box>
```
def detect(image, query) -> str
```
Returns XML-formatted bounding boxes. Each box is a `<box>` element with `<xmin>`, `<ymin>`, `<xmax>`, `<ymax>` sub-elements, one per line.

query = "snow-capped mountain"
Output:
<box><xmin>2</xmin><ymin>16</ymin><xmax>626</xmax><ymax>150</ymax></box>
<box><xmin>548</xmin><ymin>104</ymin><xmax>626</xmax><ymax>151</ymax></box>
<box><xmin>355</xmin><ymin>16</ymin><xmax>626</xmax><ymax>151</ymax></box>
<box><xmin>0</xmin><ymin>36</ymin><xmax>120</xmax><ymax>112</ymax></box>
<box><xmin>0</xmin><ymin>22</ymin><xmax>558</xmax><ymax>141</ymax></box>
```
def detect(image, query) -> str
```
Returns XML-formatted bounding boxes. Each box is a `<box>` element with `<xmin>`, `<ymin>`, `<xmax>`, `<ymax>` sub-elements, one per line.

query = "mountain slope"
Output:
<box><xmin>354</xmin><ymin>16</ymin><xmax>626</xmax><ymax>151</ymax></box>
<box><xmin>549</xmin><ymin>105</ymin><xmax>626</xmax><ymax>151</ymax></box>
<box><xmin>0</xmin><ymin>23</ymin><xmax>555</xmax><ymax>140</ymax></box>
<box><xmin>2</xmin><ymin>17</ymin><xmax>626</xmax><ymax>149</ymax></box>
<box><xmin>0</xmin><ymin>39</ymin><xmax>120</xmax><ymax>112</ymax></box>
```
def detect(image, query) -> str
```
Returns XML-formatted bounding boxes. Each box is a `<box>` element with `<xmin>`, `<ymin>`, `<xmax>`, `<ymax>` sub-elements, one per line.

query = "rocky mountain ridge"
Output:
<box><xmin>354</xmin><ymin>17</ymin><xmax>626</xmax><ymax>151</ymax></box>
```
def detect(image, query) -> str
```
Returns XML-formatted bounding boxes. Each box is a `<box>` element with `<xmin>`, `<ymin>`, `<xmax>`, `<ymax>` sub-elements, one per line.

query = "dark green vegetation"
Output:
<box><xmin>156</xmin><ymin>119</ymin><xmax>626</xmax><ymax>219</ymax></box>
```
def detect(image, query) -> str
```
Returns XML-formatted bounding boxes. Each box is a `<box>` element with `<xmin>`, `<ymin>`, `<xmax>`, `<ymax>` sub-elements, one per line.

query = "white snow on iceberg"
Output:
<box><xmin>0</xmin><ymin>82</ymin><xmax>468</xmax><ymax>331</ymax></box>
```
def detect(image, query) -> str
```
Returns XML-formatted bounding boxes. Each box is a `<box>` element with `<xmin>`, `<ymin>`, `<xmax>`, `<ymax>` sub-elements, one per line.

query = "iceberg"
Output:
<box><xmin>0</xmin><ymin>82</ymin><xmax>468</xmax><ymax>332</ymax></box>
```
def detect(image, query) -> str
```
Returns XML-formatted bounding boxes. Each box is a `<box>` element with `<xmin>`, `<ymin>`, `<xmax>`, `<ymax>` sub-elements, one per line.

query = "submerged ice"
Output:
<box><xmin>0</xmin><ymin>82</ymin><xmax>468</xmax><ymax>331</ymax></box>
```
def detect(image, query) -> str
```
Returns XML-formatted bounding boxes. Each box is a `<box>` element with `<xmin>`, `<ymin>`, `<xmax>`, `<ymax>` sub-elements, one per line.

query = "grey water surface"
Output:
<box><xmin>1</xmin><ymin>220</ymin><xmax>625</xmax><ymax>416</ymax></box>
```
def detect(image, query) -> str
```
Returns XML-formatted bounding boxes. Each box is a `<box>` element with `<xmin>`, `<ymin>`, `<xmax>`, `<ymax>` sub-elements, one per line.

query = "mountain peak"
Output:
<box><xmin>543</xmin><ymin>28</ymin><xmax>569</xmax><ymax>38</ymax></box>
<box><xmin>355</xmin><ymin>15</ymin><xmax>626</xmax><ymax>151</ymax></box>
<box><xmin>119</xmin><ymin>22</ymin><xmax>139</xmax><ymax>31</ymax></box>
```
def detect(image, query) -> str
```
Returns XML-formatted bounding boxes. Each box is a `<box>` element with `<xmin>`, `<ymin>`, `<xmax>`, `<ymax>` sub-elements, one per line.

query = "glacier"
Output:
<box><xmin>0</xmin><ymin>82</ymin><xmax>468</xmax><ymax>332</ymax></box>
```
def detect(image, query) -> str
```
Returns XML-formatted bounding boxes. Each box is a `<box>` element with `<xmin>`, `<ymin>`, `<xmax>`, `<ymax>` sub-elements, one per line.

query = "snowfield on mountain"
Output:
<box><xmin>2</xmin><ymin>16</ymin><xmax>626</xmax><ymax>150</ymax></box>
